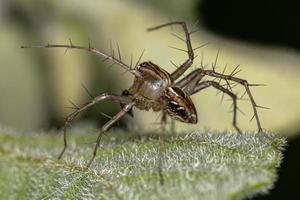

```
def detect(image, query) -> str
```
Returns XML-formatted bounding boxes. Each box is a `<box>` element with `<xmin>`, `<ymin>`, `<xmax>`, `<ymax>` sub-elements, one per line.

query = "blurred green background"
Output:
<box><xmin>1</xmin><ymin>0</ymin><xmax>300</xmax><ymax>198</ymax></box>
<box><xmin>1</xmin><ymin>0</ymin><xmax>300</xmax><ymax>135</ymax></box>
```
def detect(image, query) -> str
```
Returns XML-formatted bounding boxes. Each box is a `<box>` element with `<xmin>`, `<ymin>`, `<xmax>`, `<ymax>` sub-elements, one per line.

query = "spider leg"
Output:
<box><xmin>21</xmin><ymin>42</ymin><xmax>141</xmax><ymax>78</ymax></box>
<box><xmin>160</xmin><ymin>111</ymin><xmax>168</xmax><ymax>132</ymax></box>
<box><xmin>175</xmin><ymin>68</ymin><xmax>205</xmax><ymax>94</ymax></box>
<box><xmin>199</xmin><ymin>69</ymin><xmax>262</xmax><ymax>132</ymax></box>
<box><xmin>176</xmin><ymin>68</ymin><xmax>262</xmax><ymax>132</ymax></box>
<box><xmin>147</xmin><ymin>21</ymin><xmax>196</xmax><ymax>80</ymax></box>
<box><xmin>58</xmin><ymin>93</ymin><xmax>131</xmax><ymax>160</ymax></box>
<box><xmin>191</xmin><ymin>81</ymin><xmax>242</xmax><ymax>133</ymax></box>
<box><xmin>158</xmin><ymin>111</ymin><xmax>167</xmax><ymax>185</ymax></box>
<box><xmin>170</xmin><ymin>119</ymin><xmax>176</xmax><ymax>134</ymax></box>
<box><xmin>86</xmin><ymin>102</ymin><xmax>135</xmax><ymax>167</ymax></box>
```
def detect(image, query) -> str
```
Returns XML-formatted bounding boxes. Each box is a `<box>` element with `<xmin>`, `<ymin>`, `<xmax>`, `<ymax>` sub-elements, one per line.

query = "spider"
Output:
<box><xmin>21</xmin><ymin>21</ymin><xmax>263</xmax><ymax>168</ymax></box>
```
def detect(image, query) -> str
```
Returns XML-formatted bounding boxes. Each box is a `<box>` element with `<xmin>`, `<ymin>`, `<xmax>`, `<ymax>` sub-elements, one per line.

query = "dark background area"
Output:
<box><xmin>254</xmin><ymin>137</ymin><xmax>300</xmax><ymax>199</ymax></box>
<box><xmin>200</xmin><ymin>0</ymin><xmax>300</xmax><ymax>49</ymax></box>
<box><xmin>199</xmin><ymin>0</ymin><xmax>300</xmax><ymax>198</ymax></box>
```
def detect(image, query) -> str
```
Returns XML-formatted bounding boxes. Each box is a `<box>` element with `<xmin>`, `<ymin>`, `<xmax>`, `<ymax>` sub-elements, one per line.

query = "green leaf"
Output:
<box><xmin>0</xmin><ymin>131</ymin><xmax>285</xmax><ymax>200</ymax></box>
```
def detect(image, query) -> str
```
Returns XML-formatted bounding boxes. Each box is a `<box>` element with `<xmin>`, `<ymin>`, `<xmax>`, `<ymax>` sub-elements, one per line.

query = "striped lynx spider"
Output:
<box><xmin>22</xmin><ymin>21</ymin><xmax>263</xmax><ymax>167</ymax></box>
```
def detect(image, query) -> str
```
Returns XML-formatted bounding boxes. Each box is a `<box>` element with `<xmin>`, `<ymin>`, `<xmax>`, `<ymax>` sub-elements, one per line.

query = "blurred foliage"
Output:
<box><xmin>132</xmin><ymin>0</ymin><xmax>199</xmax><ymax>19</ymax></box>
<box><xmin>0</xmin><ymin>129</ymin><xmax>285</xmax><ymax>199</ymax></box>
<box><xmin>0</xmin><ymin>0</ymin><xmax>300</xmax><ymax>137</ymax></box>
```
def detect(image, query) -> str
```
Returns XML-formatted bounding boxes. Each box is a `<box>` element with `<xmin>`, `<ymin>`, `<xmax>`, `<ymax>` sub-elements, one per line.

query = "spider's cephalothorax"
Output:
<box><xmin>22</xmin><ymin>21</ymin><xmax>264</xmax><ymax>168</ymax></box>
<box><xmin>125</xmin><ymin>61</ymin><xmax>197</xmax><ymax>123</ymax></box>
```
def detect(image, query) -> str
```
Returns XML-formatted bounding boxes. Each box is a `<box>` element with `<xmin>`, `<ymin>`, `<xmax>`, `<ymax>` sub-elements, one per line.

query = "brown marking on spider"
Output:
<box><xmin>21</xmin><ymin>21</ymin><xmax>264</xmax><ymax>169</ymax></box>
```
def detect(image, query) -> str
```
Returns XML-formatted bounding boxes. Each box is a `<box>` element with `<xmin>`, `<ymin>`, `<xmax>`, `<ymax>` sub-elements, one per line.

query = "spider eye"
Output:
<box><xmin>121</xmin><ymin>89</ymin><xmax>130</xmax><ymax>96</ymax></box>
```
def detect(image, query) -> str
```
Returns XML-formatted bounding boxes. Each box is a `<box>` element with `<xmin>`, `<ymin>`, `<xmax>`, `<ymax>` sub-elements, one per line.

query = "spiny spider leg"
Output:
<box><xmin>176</xmin><ymin>68</ymin><xmax>262</xmax><ymax>132</ymax></box>
<box><xmin>147</xmin><ymin>21</ymin><xmax>195</xmax><ymax>80</ymax></box>
<box><xmin>158</xmin><ymin>112</ymin><xmax>167</xmax><ymax>185</ymax></box>
<box><xmin>199</xmin><ymin>69</ymin><xmax>262</xmax><ymax>132</ymax></box>
<box><xmin>21</xmin><ymin>42</ymin><xmax>141</xmax><ymax>78</ymax></box>
<box><xmin>175</xmin><ymin>68</ymin><xmax>204</xmax><ymax>94</ymax></box>
<box><xmin>58</xmin><ymin>93</ymin><xmax>131</xmax><ymax>160</ymax></box>
<box><xmin>191</xmin><ymin>81</ymin><xmax>242</xmax><ymax>133</ymax></box>
<box><xmin>87</xmin><ymin>102</ymin><xmax>135</xmax><ymax>167</ymax></box>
